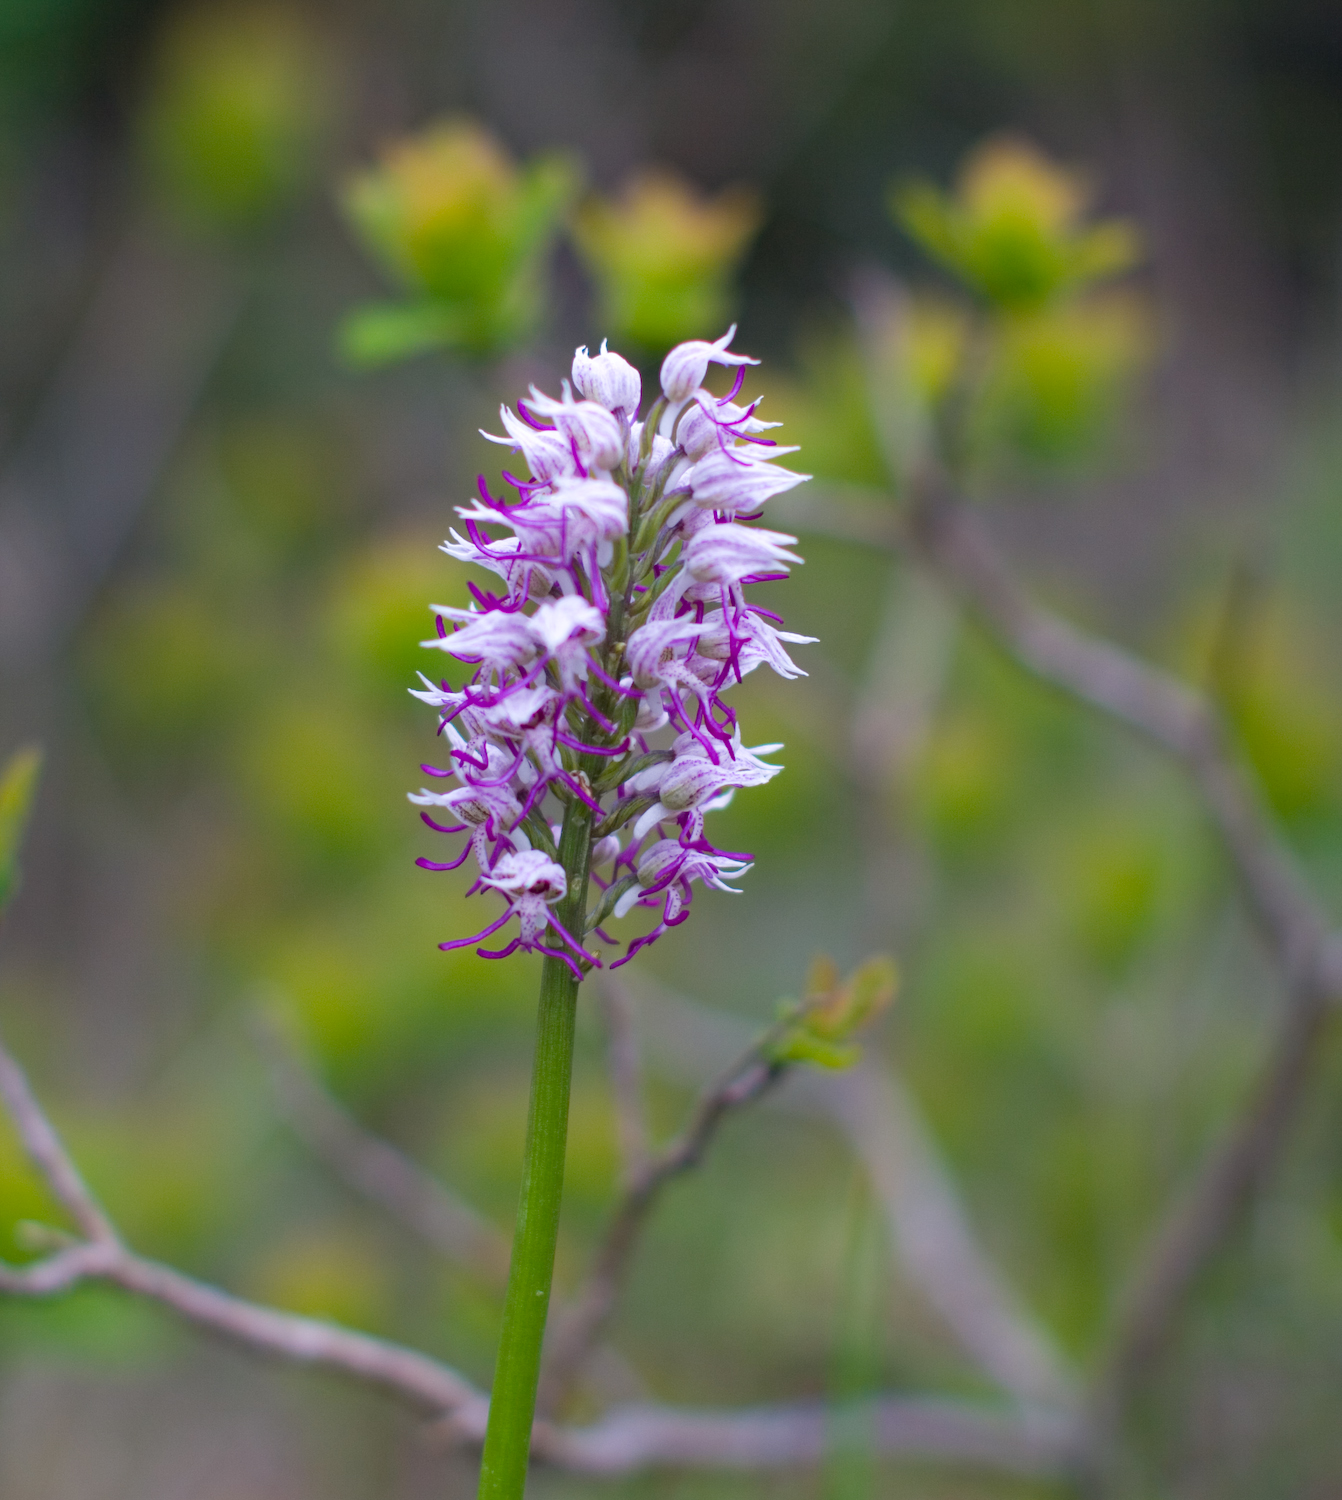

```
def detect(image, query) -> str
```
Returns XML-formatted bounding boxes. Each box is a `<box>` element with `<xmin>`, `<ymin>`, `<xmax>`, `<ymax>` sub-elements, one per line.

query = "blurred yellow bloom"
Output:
<box><xmin>574</xmin><ymin>169</ymin><xmax>762</xmax><ymax>348</ymax></box>
<box><xmin>958</xmin><ymin>135</ymin><xmax>1089</xmax><ymax>235</ymax></box>
<box><xmin>138</xmin><ymin>3</ymin><xmax>333</xmax><ymax>231</ymax></box>
<box><xmin>340</xmin><ymin>118</ymin><xmax>579</xmax><ymax>362</ymax></box>
<box><xmin>770</xmin><ymin>955</ymin><xmax>898</xmax><ymax>1069</ymax></box>
<box><xmin>1172</xmin><ymin>592</ymin><xmax>1342</xmax><ymax>821</ymax></box>
<box><xmin>978</xmin><ymin>289</ymin><xmax>1157</xmax><ymax>466</ymax></box>
<box><xmin>893</xmin><ymin>134</ymin><xmax>1141</xmax><ymax>312</ymax></box>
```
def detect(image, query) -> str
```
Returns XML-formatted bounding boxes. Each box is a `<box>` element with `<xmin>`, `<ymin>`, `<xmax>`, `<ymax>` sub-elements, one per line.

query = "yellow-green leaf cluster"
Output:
<box><xmin>138</xmin><ymin>4</ymin><xmax>333</xmax><ymax>233</ymax></box>
<box><xmin>893</xmin><ymin>134</ymin><xmax>1140</xmax><ymax>313</ymax></box>
<box><xmin>573</xmin><ymin>169</ymin><xmax>762</xmax><ymax>350</ymax></box>
<box><xmin>769</xmin><ymin>955</ymin><xmax>898</xmax><ymax>1070</ymax></box>
<box><xmin>973</xmin><ymin>291</ymin><xmax>1156</xmax><ymax>468</ymax></box>
<box><xmin>340</xmin><ymin>119</ymin><xmax>580</xmax><ymax>363</ymax></box>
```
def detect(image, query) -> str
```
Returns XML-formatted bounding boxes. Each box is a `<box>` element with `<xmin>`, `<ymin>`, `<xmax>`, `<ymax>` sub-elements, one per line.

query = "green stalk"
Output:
<box><xmin>477</xmin><ymin>798</ymin><xmax>594</xmax><ymax>1500</ymax></box>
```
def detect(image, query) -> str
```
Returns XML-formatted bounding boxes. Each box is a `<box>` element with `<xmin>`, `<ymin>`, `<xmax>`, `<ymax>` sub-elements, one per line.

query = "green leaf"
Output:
<box><xmin>825</xmin><ymin>956</ymin><xmax>899</xmax><ymax>1039</ymax></box>
<box><xmin>0</xmin><ymin>745</ymin><xmax>43</xmax><ymax>916</ymax></box>
<box><xmin>336</xmin><ymin>301</ymin><xmax>467</xmax><ymax>368</ymax></box>
<box><xmin>764</xmin><ymin>954</ymin><xmax>898</xmax><ymax>1073</ymax></box>
<box><xmin>890</xmin><ymin>181</ymin><xmax>961</xmax><ymax>268</ymax></box>
<box><xmin>770</xmin><ymin>1031</ymin><xmax>859</xmax><ymax>1070</ymax></box>
<box><xmin>891</xmin><ymin>138</ymin><xmax>1142</xmax><ymax>313</ymax></box>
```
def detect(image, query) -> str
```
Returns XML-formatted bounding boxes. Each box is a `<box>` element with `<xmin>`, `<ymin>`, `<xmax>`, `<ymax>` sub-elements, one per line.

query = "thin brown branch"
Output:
<box><xmin>0</xmin><ymin>1026</ymin><xmax>487</xmax><ymax>1419</ymax></box>
<box><xmin>902</xmin><ymin>485</ymin><xmax>1334</xmax><ymax>984</ymax></box>
<box><xmin>532</xmin><ymin>1393</ymin><xmax>1081</xmax><ymax>1477</ymax></box>
<box><xmin>0</xmin><ymin>1233</ymin><xmax>489</xmax><ymax>1425</ymax></box>
<box><xmin>253</xmin><ymin>1013</ymin><xmax>646</xmax><ymax>1407</ymax></box>
<box><xmin>0</xmin><ymin>1027</ymin><xmax>118</xmax><ymax>1245</ymax></box>
<box><xmin>107</xmin><ymin>1250</ymin><xmax>489</xmax><ymax>1422</ymax></box>
<box><xmin>899</xmin><ymin>486</ymin><xmax>1342</xmax><ymax>1409</ymax></box>
<box><xmin>816</xmin><ymin>1061</ymin><xmax>1078</xmax><ymax>1409</ymax></box>
<box><xmin>1094</xmin><ymin>980</ymin><xmax>1330</xmax><ymax>1423</ymax></box>
<box><xmin>538</xmin><ymin>1035</ymin><xmax>783</xmax><ymax>1407</ymax></box>
<box><xmin>787</xmin><ymin>466</ymin><xmax>1335</xmax><ymax>1445</ymax></box>
<box><xmin>788</xmin><ymin>525</ymin><xmax>1077</xmax><ymax>1409</ymax></box>
<box><xmin>619</xmin><ymin>975</ymin><xmax>1080</xmax><ymax>1410</ymax></box>
<box><xmin>252</xmin><ymin>1016</ymin><xmax>509</xmax><ymax>1283</ymax></box>
<box><xmin>0</xmin><ymin>1026</ymin><xmax>1078</xmax><ymax>1481</ymax></box>
<box><xmin>2</xmin><ymin>1234</ymin><xmax>1075</xmax><ymax>1479</ymax></box>
<box><xmin>791</xmin><ymin>282</ymin><xmax>1342</xmax><ymax>1420</ymax></box>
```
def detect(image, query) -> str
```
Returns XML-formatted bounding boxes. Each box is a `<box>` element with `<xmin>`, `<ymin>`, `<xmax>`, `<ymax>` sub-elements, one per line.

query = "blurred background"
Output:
<box><xmin>3</xmin><ymin>1</ymin><xmax>1342</xmax><ymax>1496</ymax></box>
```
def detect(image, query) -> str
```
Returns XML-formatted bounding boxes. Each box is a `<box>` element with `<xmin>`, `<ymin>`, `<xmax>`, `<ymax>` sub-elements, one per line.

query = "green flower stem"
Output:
<box><xmin>477</xmin><ymin>798</ymin><xmax>594</xmax><ymax>1500</ymax></box>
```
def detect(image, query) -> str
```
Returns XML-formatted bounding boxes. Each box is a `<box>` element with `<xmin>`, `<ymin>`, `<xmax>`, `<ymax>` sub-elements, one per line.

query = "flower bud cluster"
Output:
<box><xmin>410</xmin><ymin>328</ymin><xmax>814</xmax><ymax>977</ymax></box>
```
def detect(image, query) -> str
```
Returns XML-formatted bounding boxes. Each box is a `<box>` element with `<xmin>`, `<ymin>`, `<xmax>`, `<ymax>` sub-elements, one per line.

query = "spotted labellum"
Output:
<box><xmin>410</xmin><ymin>329</ymin><xmax>814</xmax><ymax>977</ymax></box>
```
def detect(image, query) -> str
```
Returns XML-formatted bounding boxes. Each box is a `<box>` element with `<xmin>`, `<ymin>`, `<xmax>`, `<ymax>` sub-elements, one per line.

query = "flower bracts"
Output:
<box><xmin>410</xmin><ymin>330</ymin><xmax>813</xmax><ymax>977</ymax></box>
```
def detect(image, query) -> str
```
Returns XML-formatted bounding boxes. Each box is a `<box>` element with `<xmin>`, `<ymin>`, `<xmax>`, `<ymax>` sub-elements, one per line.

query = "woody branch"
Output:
<box><xmin>0</xmin><ymin>1021</ymin><xmax>1077</xmax><ymax>1480</ymax></box>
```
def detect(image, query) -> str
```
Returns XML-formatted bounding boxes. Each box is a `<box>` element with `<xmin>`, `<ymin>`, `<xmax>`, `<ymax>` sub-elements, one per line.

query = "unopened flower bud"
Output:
<box><xmin>591</xmin><ymin>835</ymin><xmax>622</xmax><ymax>867</ymax></box>
<box><xmin>572</xmin><ymin>342</ymin><xmax>642</xmax><ymax>415</ymax></box>
<box><xmin>660</xmin><ymin>326</ymin><xmax>758</xmax><ymax>403</ymax></box>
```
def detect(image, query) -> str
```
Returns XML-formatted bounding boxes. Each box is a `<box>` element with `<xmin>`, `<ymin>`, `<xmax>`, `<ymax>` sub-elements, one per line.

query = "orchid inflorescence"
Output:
<box><xmin>409</xmin><ymin>328</ymin><xmax>813</xmax><ymax>978</ymax></box>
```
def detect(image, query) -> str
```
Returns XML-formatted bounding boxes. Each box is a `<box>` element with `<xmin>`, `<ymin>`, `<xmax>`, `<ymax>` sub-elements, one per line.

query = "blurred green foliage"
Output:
<box><xmin>573</xmin><ymin>170</ymin><xmax>763</xmax><ymax>350</ymax></box>
<box><xmin>769</xmin><ymin>954</ymin><xmax>898</xmax><ymax>1069</ymax></box>
<box><xmin>137</xmin><ymin>3</ymin><xmax>334</xmax><ymax>232</ymax></box>
<box><xmin>247</xmin><ymin>1221</ymin><xmax>393</xmax><ymax>1328</ymax></box>
<box><xmin>887</xmin><ymin>136</ymin><xmax>1154</xmax><ymax>483</ymax></box>
<box><xmin>0</xmin><ymin>747</ymin><xmax>42</xmax><ymax>916</ymax></box>
<box><xmin>894</xmin><ymin>135</ymin><xmax>1140</xmax><ymax>314</ymax></box>
<box><xmin>4</xmin><ymin>11</ymin><xmax>1342</xmax><ymax>1479</ymax></box>
<box><xmin>339</xmin><ymin>119</ymin><xmax>580</xmax><ymax>363</ymax></box>
<box><xmin>972</xmin><ymin>291</ymin><xmax>1155</xmax><ymax>468</ymax></box>
<box><xmin>80</xmin><ymin>581</ymin><xmax>260</xmax><ymax>772</ymax></box>
<box><xmin>338</xmin><ymin>126</ymin><xmax>763</xmax><ymax>363</ymax></box>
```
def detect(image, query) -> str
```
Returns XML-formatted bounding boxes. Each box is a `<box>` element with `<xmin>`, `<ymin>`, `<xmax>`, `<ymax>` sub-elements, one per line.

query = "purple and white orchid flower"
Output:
<box><xmin>411</xmin><ymin>331</ymin><xmax>812</xmax><ymax>972</ymax></box>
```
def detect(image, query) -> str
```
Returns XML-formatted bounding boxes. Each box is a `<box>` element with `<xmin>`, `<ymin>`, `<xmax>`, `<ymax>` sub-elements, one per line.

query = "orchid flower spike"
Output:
<box><xmin>409</xmin><ymin>330</ymin><xmax>813</xmax><ymax>971</ymax></box>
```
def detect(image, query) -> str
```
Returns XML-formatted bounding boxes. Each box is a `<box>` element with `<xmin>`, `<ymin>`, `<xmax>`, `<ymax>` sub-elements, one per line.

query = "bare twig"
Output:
<box><xmin>0</xmin><ymin>1230</ymin><xmax>490</xmax><ymax>1424</ymax></box>
<box><xmin>0</xmin><ymin>1026</ymin><xmax>1076</xmax><ymax>1481</ymax></box>
<box><xmin>898</xmin><ymin>484</ymin><xmax>1342</xmax><ymax>1416</ymax></box>
<box><xmin>578</xmin><ymin>978</ymin><xmax>1079</xmax><ymax>1413</ymax></box>
<box><xmin>252</xmin><ymin>1016</ymin><xmax>510</xmax><ymax>1283</ymax></box>
<box><xmin>804</xmin><ymin>523</ymin><xmax>1079</xmax><ymax>1410</ymax></box>
<box><xmin>252</xmin><ymin>1013</ymin><xmax>647</xmax><ymax>1407</ymax></box>
<box><xmin>539</xmin><ymin>1028</ymin><xmax>785</xmax><ymax>1406</ymax></box>
<box><xmin>788</xmin><ymin>250</ymin><xmax>1342</xmax><ymax>1424</ymax></box>
<box><xmin>904</xmin><ymin>486</ymin><xmax>1333</xmax><ymax>980</ymax></box>
<box><xmin>0</xmin><ymin>1023</ymin><xmax>488</xmax><ymax>1420</ymax></box>
<box><xmin>0</xmin><ymin>1031</ymin><xmax>118</xmax><ymax>1246</ymax></box>
<box><xmin>1095</xmin><ymin>984</ymin><xmax>1328</xmax><ymax>1423</ymax></box>
<box><xmin>533</xmin><ymin>1393</ymin><xmax>1080</xmax><ymax>1477</ymax></box>
<box><xmin>790</xmin><ymin>423</ymin><xmax>1342</xmax><ymax>1431</ymax></box>
<box><xmin>815</xmin><ymin>1061</ymin><xmax>1078</xmax><ymax>1409</ymax></box>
